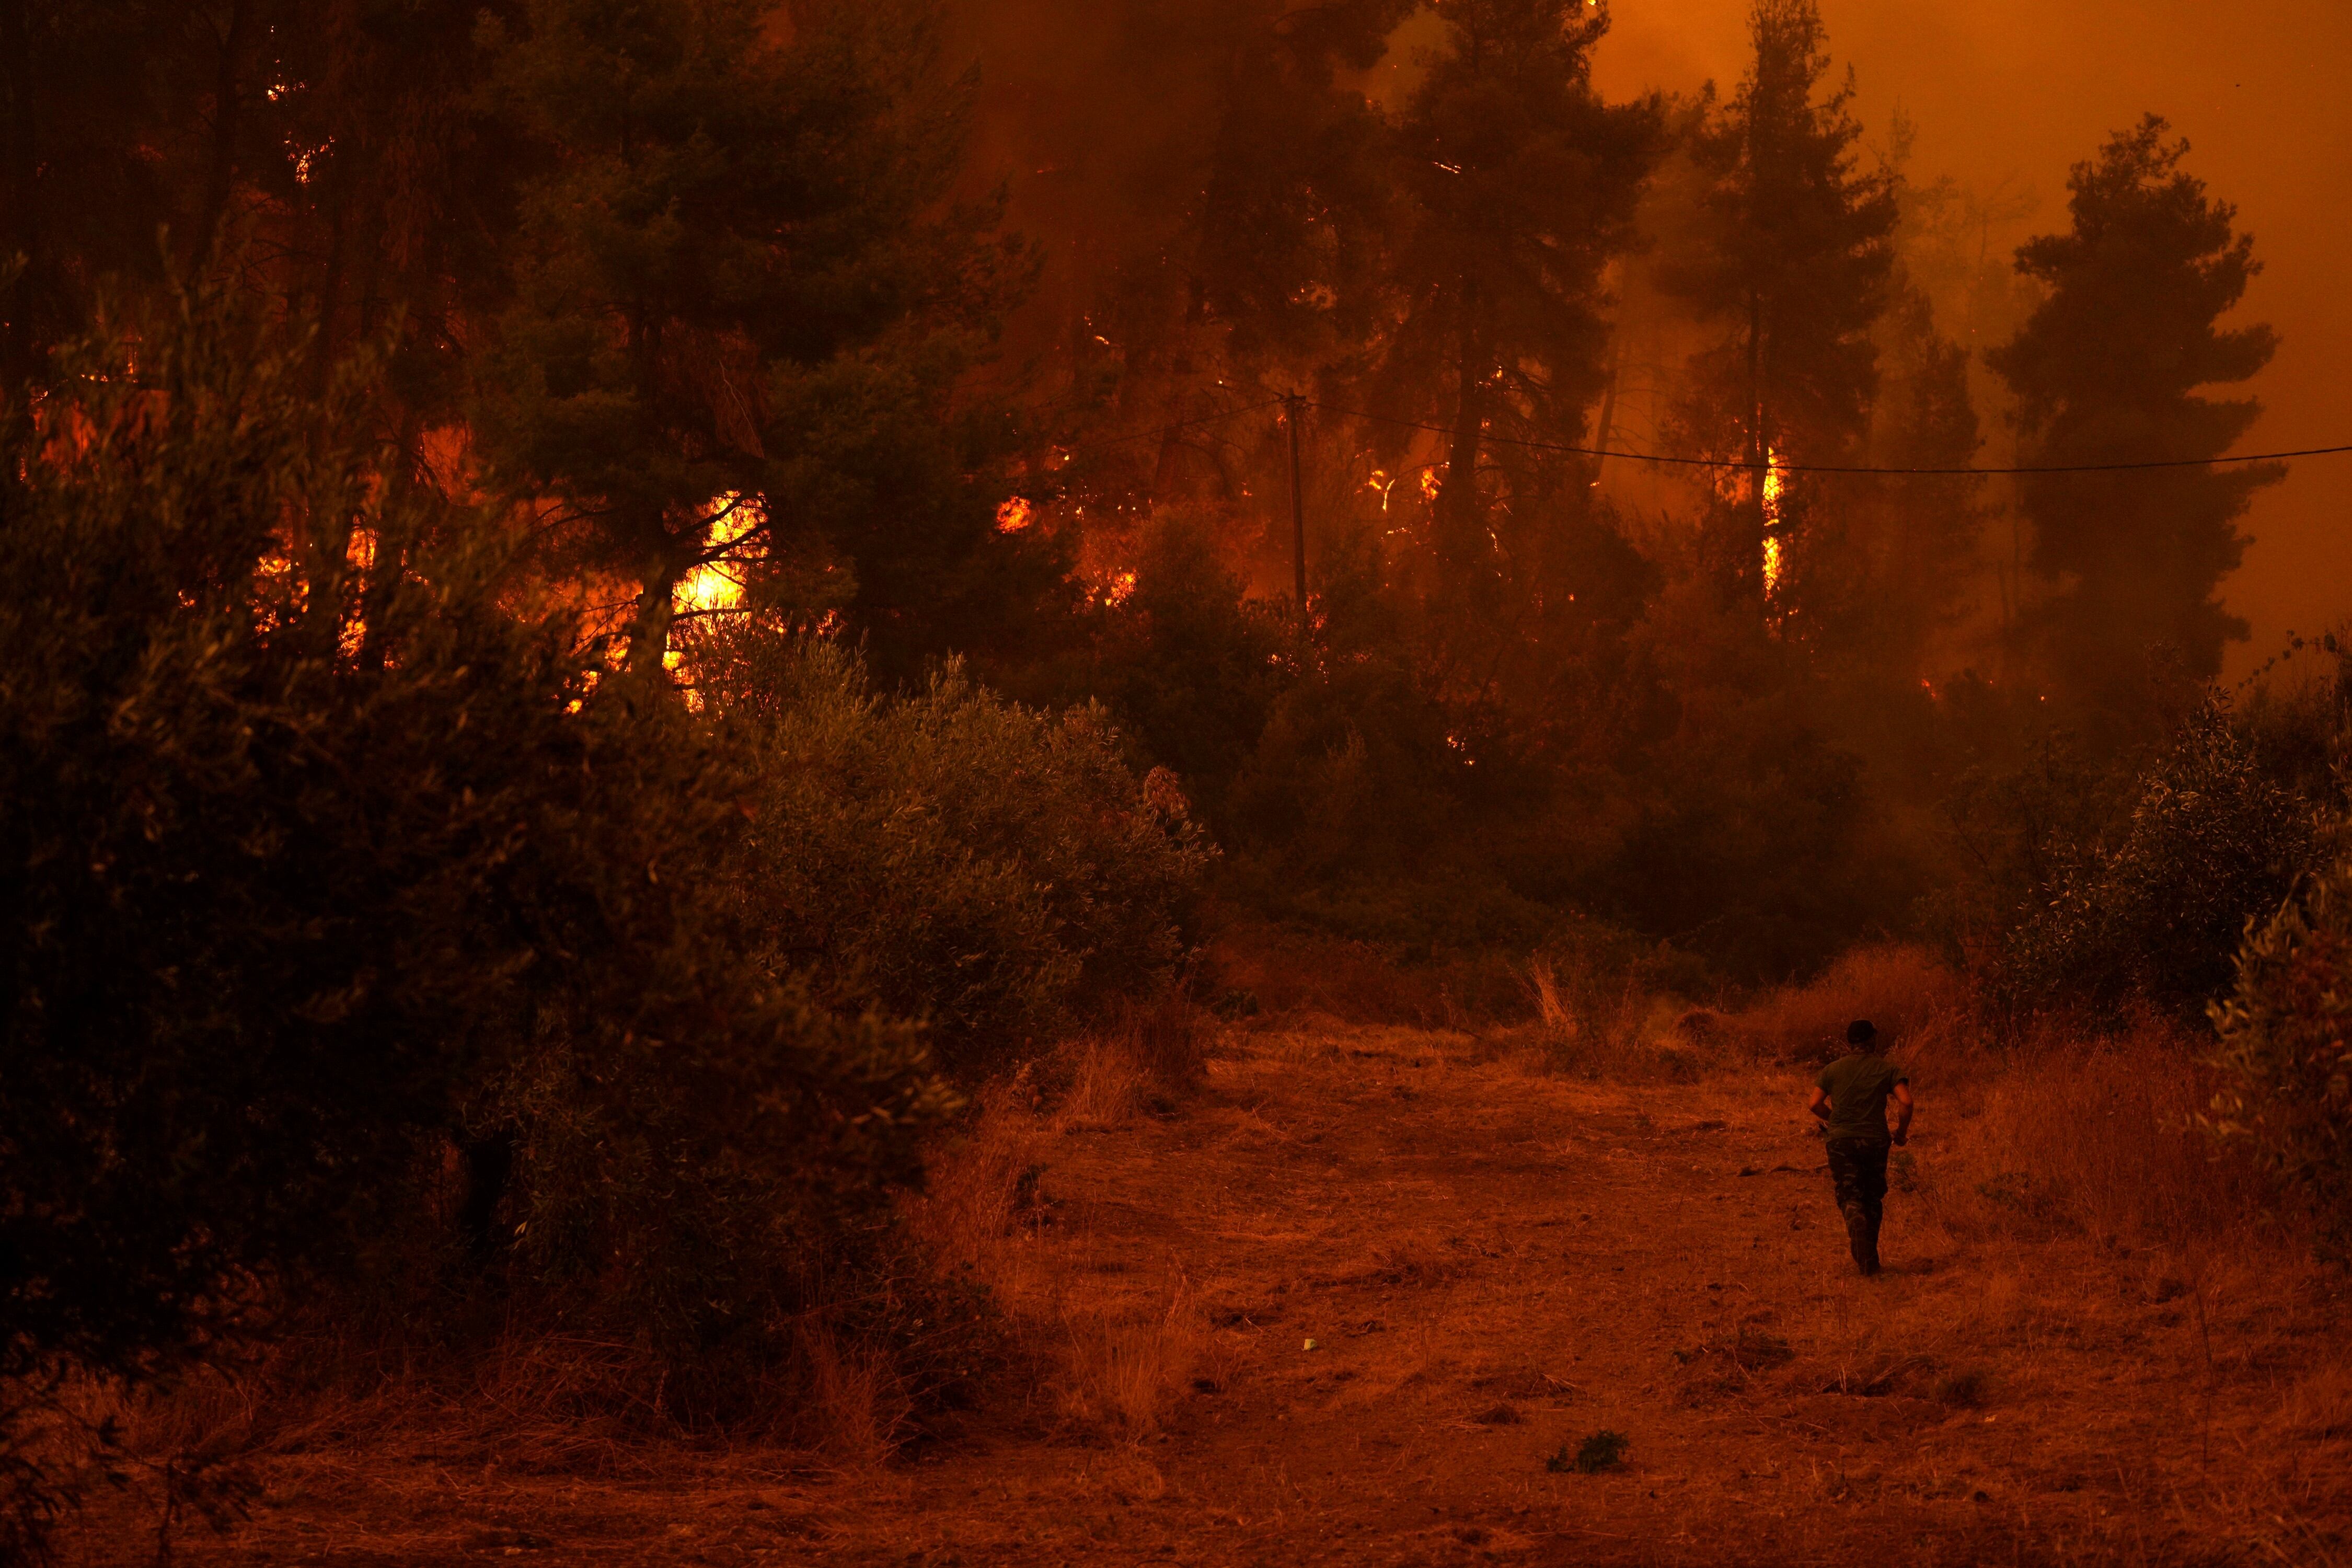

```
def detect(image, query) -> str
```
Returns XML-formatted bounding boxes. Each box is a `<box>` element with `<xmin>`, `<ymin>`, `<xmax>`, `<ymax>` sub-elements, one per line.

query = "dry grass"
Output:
<box><xmin>1727</xmin><ymin>942</ymin><xmax>1975</xmax><ymax>1065</ymax></box>
<box><xmin>2277</xmin><ymin>1362</ymin><xmax>2352</xmax><ymax>1440</ymax></box>
<box><xmin>1046</xmin><ymin>1273</ymin><xmax>1210</xmax><ymax>1441</ymax></box>
<box><xmin>901</xmin><ymin>1014</ymin><xmax>1219</xmax><ymax>1448</ymax></box>
<box><xmin>1204</xmin><ymin>915</ymin><xmax>1523</xmax><ymax>1028</ymax></box>
<box><xmin>1503</xmin><ymin>954</ymin><xmax>1710</xmax><ymax>1082</ymax></box>
<box><xmin>1054</xmin><ymin>985</ymin><xmax>1210</xmax><ymax>1130</ymax></box>
<box><xmin>1504</xmin><ymin>941</ymin><xmax>1981</xmax><ymax>1088</ymax></box>
<box><xmin>1930</xmin><ymin>1015</ymin><xmax>2282</xmax><ymax>1252</ymax></box>
<box><xmin>55</xmin><ymin>967</ymin><xmax>2352</xmax><ymax>1567</ymax></box>
<box><xmin>798</xmin><ymin>1327</ymin><xmax>909</xmax><ymax>1467</ymax></box>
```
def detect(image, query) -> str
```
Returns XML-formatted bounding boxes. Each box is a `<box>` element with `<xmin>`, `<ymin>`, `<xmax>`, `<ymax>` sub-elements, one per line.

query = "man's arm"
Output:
<box><xmin>1889</xmin><ymin>1082</ymin><xmax>1913</xmax><ymax>1146</ymax></box>
<box><xmin>1807</xmin><ymin>1085</ymin><xmax>1831</xmax><ymax>1122</ymax></box>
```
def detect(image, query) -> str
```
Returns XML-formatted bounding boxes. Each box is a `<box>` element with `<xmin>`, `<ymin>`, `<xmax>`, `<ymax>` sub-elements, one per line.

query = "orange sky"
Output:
<box><xmin>1594</xmin><ymin>0</ymin><xmax>2352</xmax><ymax>677</ymax></box>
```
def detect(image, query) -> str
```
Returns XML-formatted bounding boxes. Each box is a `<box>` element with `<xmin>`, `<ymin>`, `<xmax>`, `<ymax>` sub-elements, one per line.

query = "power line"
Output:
<box><xmin>1306</xmin><ymin>399</ymin><xmax>2352</xmax><ymax>477</ymax></box>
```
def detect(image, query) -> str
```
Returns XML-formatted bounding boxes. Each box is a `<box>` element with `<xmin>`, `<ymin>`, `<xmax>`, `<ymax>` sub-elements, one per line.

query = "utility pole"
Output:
<box><xmin>1284</xmin><ymin>392</ymin><xmax>1308</xmax><ymax>628</ymax></box>
<box><xmin>1591</xmin><ymin>332</ymin><xmax>1623</xmax><ymax>489</ymax></box>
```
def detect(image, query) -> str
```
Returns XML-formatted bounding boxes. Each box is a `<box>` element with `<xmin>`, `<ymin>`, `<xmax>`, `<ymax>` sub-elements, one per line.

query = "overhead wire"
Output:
<box><xmin>1025</xmin><ymin>391</ymin><xmax>2351</xmax><ymax>477</ymax></box>
<box><xmin>1303</xmin><ymin>399</ymin><xmax>2352</xmax><ymax>477</ymax></box>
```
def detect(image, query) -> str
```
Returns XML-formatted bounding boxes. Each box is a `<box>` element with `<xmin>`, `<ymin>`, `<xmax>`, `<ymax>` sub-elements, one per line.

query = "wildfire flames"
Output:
<box><xmin>1760</xmin><ymin>449</ymin><xmax>1788</xmax><ymax>599</ymax></box>
<box><xmin>995</xmin><ymin>496</ymin><xmax>1034</xmax><ymax>534</ymax></box>
<box><xmin>675</xmin><ymin>492</ymin><xmax>760</xmax><ymax>617</ymax></box>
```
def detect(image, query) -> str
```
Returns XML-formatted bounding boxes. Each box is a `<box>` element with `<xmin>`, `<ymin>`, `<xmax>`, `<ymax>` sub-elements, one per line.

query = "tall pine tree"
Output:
<box><xmin>1988</xmin><ymin>116</ymin><xmax>2280</xmax><ymax>732</ymax></box>
<box><xmin>1663</xmin><ymin>0</ymin><xmax>1896</xmax><ymax>610</ymax></box>
<box><xmin>472</xmin><ymin>0</ymin><xmax>1028</xmax><ymax>676</ymax></box>
<box><xmin>1378</xmin><ymin>0</ymin><xmax>1657</xmax><ymax>583</ymax></box>
<box><xmin>1359</xmin><ymin>0</ymin><xmax>1657</xmax><ymax>724</ymax></box>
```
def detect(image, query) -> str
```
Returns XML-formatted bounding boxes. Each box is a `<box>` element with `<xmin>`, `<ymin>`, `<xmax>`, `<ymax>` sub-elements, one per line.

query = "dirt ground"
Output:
<box><xmin>62</xmin><ymin>1020</ymin><xmax>2352</xmax><ymax>1566</ymax></box>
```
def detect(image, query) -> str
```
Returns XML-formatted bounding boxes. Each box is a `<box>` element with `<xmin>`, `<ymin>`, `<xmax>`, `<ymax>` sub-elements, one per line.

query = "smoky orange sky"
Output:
<box><xmin>1594</xmin><ymin>0</ymin><xmax>2352</xmax><ymax>678</ymax></box>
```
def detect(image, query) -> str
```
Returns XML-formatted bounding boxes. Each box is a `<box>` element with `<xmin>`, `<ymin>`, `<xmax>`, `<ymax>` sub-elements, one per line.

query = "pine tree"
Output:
<box><xmin>1663</xmin><ymin>0</ymin><xmax>1896</xmax><ymax>606</ymax></box>
<box><xmin>472</xmin><ymin>0</ymin><xmax>1027</xmax><ymax>677</ymax></box>
<box><xmin>1806</xmin><ymin>129</ymin><xmax>1990</xmax><ymax>674</ymax></box>
<box><xmin>1988</xmin><ymin>116</ymin><xmax>2280</xmax><ymax>730</ymax></box>
<box><xmin>1338</xmin><ymin>0</ymin><xmax>1658</xmax><ymax>736</ymax></box>
<box><xmin>965</xmin><ymin>0</ymin><xmax>1413</xmax><ymax>518</ymax></box>
<box><xmin>1376</xmin><ymin>0</ymin><xmax>1657</xmax><ymax>583</ymax></box>
<box><xmin>0</xmin><ymin>0</ymin><xmax>193</xmax><ymax>384</ymax></box>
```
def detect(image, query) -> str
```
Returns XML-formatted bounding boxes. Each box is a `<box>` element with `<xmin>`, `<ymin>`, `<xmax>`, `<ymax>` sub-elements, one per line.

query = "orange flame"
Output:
<box><xmin>675</xmin><ymin>493</ymin><xmax>760</xmax><ymax>616</ymax></box>
<box><xmin>1760</xmin><ymin>450</ymin><xmax>1788</xmax><ymax>598</ymax></box>
<box><xmin>995</xmin><ymin>496</ymin><xmax>1034</xmax><ymax>534</ymax></box>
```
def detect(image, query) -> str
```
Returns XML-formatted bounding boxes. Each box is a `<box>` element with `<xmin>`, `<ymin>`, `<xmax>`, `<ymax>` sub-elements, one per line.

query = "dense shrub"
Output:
<box><xmin>0</xmin><ymin>286</ymin><xmax>951</xmax><ymax>1546</ymax></box>
<box><xmin>1992</xmin><ymin>695</ymin><xmax>2315</xmax><ymax>1016</ymax></box>
<box><xmin>2208</xmin><ymin>854</ymin><xmax>2352</xmax><ymax>1248</ymax></box>
<box><xmin>683</xmin><ymin>624</ymin><xmax>1213</xmax><ymax>1068</ymax></box>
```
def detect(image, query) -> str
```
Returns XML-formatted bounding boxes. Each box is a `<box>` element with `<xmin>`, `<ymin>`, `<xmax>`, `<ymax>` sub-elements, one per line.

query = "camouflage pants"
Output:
<box><xmin>1825</xmin><ymin>1137</ymin><xmax>1889</xmax><ymax>1275</ymax></box>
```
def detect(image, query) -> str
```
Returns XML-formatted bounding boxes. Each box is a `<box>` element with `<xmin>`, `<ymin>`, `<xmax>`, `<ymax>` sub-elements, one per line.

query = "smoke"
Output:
<box><xmin>947</xmin><ymin>0</ymin><xmax>2352</xmax><ymax>672</ymax></box>
<box><xmin>1596</xmin><ymin>0</ymin><xmax>2352</xmax><ymax>674</ymax></box>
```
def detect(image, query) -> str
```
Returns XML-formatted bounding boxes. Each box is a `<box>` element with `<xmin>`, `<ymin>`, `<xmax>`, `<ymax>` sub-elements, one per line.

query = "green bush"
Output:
<box><xmin>2208</xmin><ymin>854</ymin><xmax>2352</xmax><ymax>1246</ymax></box>
<box><xmin>682</xmin><ymin>625</ymin><xmax>1213</xmax><ymax>1069</ymax></box>
<box><xmin>1994</xmin><ymin>696</ymin><xmax>2314</xmax><ymax>1016</ymax></box>
<box><xmin>0</xmin><ymin>282</ymin><xmax>953</xmax><ymax>1544</ymax></box>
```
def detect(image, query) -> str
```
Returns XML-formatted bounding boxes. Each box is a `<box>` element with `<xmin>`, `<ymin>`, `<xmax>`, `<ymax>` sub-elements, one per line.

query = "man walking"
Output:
<box><xmin>1806</xmin><ymin>1020</ymin><xmax>1911</xmax><ymax>1276</ymax></box>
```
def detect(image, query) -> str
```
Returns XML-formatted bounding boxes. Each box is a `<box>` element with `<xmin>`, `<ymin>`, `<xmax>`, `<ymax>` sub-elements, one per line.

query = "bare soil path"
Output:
<box><xmin>67</xmin><ymin>1022</ymin><xmax>2352</xmax><ymax>1566</ymax></box>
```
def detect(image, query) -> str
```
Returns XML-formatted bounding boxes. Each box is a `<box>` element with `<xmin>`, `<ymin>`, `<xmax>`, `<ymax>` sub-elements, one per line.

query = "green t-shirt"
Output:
<box><xmin>1817</xmin><ymin>1053</ymin><xmax>1908</xmax><ymax>1144</ymax></box>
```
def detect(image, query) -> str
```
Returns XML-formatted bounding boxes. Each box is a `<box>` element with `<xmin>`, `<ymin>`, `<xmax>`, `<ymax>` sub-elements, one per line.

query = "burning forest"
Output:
<box><xmin>5</xmin><ymin>1</ymin><xmax>2352</xmax><ymax>1563</ymax></box>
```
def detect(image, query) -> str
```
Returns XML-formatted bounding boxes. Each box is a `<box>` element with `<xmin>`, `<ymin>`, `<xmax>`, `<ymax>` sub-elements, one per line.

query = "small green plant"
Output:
<box><xmin>1548</xmin><ymin>1429</ymin><xmax>1630</xmax><ymax>1474</ymax></box>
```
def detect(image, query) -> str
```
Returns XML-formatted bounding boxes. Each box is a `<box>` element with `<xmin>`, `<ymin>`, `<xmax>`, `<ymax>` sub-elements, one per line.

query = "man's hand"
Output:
<box><xmin>1889</xmin><ymin>1081</ymin><xmax>1914</xmax><ymax>1147</ymax></box>
<box><xmin>1806</xmin><ymin>1085</ymin><xmax>1830</xmax><ymax>1122</ymax></box>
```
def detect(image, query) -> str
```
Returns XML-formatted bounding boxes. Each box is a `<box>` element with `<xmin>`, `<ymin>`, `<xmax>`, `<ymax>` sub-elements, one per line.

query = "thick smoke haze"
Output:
<box><xmin>1597</xmin><ymin>0</ymin><xmax>2352</xmax><ymax>677</ymax></box>
<box><xmin>956</xmin><ymin>0</ymin><xmax>2346</xmax><ymax>677</ymax></box>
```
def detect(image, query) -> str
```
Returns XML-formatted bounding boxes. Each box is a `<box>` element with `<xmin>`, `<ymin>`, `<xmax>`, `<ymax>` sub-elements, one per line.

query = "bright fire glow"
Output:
<box><xmin>995</xmin><ymin>496</ymin><xmax>1034</xmax><ymax>534</ymax></box>
<box><xmin>1760</xmin><ymin>449</ymin><xmax>1788</xmax><ymax>598</ymax></box>
<box><xmin>293</xmin><ymin>137</ymin><xmax>333</xmax><ymax>186</ymax></box>
<box><xmin>1104</xmin><ymin>570</ymin><xmax>1137</xmax><ymax>608</ymax></box>
<box><xmin>675</xmin><ymin>493</ymin><xmax>761</xmax><ymax>616</ymax></box>
<box><xmin>1421</xmin><ymin>468</ymin><xmax>1443</xmax><ymax>502</ymax></box>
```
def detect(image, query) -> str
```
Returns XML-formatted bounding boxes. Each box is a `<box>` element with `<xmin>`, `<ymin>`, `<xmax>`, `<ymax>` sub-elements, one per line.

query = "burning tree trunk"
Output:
<box><xmin>1663</xmin><ymin>0</ymin><xmax>1895</xmax><ymax>617</ymax></box>
<box><xmin>1747</xmin><ymin>284</ymin><xmax>1769</xmax><ymax>600</ymax></box>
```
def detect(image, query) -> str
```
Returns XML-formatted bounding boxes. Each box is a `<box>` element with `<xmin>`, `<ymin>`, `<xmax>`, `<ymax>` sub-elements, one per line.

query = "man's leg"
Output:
<box><xmin>1854</xmin><ymin>1143</ymin><xmax>1889</xmax><ymax>1276</ymax></box>
<box><xmin>1826</xmin><ymin>1139</ymin><xmax>1875</xmax><ymax>1275</ymax></box>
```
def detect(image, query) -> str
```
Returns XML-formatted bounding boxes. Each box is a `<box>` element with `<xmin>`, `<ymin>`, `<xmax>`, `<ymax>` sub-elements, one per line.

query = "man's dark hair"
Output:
<box><xmin>1847</xmin><ymin>1019</ymin><xmax>1877</xmax><ymax>1046</ymax></box>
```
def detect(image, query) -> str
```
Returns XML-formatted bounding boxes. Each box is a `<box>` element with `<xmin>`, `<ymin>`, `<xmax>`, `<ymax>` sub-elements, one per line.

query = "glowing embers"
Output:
<box><xmin>1760</xmin><ymin>449</ymin><xmax>1789</xmax><ymax>601</ymax></box>
<box><xmin>995</xmin><ymin>495</ymin><xmax>1034</xmax><ymax>534</ymax></box>
<box><xmin>675</xmin><ymin>492</ymin><xmax>763</xmax><ymax>617</ymax></box>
